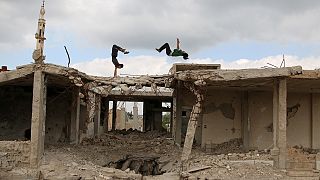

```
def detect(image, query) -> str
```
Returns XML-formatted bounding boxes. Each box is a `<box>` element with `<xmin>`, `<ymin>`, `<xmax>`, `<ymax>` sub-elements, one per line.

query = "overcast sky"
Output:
<box><xmin>1</xmin><ymin>0</ymin><xmax>320</xmax><ymax>76</ymax></box>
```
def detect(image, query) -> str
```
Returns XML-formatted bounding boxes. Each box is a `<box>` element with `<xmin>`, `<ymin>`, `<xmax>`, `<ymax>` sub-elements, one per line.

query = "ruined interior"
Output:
<box><xmin>1</xmin><ymin>2</ymin><xmax>320</xmax><ymax>179</ymax></box>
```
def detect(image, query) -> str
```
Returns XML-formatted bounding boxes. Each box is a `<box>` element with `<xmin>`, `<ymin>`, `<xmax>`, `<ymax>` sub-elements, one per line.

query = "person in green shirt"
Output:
<box><xmin>156</xmin><ymin>38</ymin><xmax>189</xmax><ymax>60</ymax></box>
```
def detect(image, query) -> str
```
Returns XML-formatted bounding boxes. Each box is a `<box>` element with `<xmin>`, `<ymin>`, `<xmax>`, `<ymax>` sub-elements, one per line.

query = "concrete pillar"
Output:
<box><xmin>271</xmin><ymin>79</ymin><xmax>287</xmax><ymax>169</ymax></box>
<box><xmin>30</xmin><ymin>70</ymin><xmax>47</xmax><ymax>167</ymax></box>
<box><xmin>112</xmin><ymin>100</ymin><xmax>117</xmax><ymax>131</ymax></box>
<box><xmin>103</xmin><ymin>101</ymin><xmax>109</xmax><ymax>132</ymax></box>
<box><xmin>87</xmin><ymin>91</ymin><xmax>96</xmax><ymax>138</ymax></box>
<box><xmin>70</xmin><ymin>88</ymin><xmax>80</xmax><ymax>144</ymax></box>
<box><xmin>241</xmin><ymin>91</ymin><xmax>249</xmax><ymax>151</ymax></box>
<box><xmin>172</xmin><ymin>81</ymin><xmax>182</xmax><ymax>146</ymax></box>
<box><xmin>94</xmin><ymin>95</ymin><xmax>101</xmax><ymax>136</ymax></box>
<box><xmin>312</xmin><ymin>93</ymin><xmax>320</xmax><ymax>149</ymax></box>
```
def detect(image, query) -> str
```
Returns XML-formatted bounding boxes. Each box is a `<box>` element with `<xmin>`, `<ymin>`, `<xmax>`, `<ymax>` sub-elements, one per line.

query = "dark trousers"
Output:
<box><xmin>111</xmin><ymin>44</ymin><xmax>124</xmax><ymax>68</ymax></box>
<box><xmin>158</xmin><ymin>43</ymin><xmax>172</xmax><ymax>56</ymax></box>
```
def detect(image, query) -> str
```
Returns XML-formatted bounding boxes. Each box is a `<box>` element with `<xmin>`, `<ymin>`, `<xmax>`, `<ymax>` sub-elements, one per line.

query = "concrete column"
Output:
<box><xmin>30</xmin><ymin>70</ymin><xmax>47</xmax><ymax>167</ymax></box>
<box><xmin>112</xmin><ymin>100</ymin><xmax>117</xmax><ymax>131</ymax></box>
<box><xmin>70</xmin><ymin>88</ymin><xmax>80</xmax><ymax>144</ymax></box>
<box><xmin>312</xmin><ymin>93</ymin><xmax>320</xmax><ymax>149</ymax></box>
<box><xmin>104</xmin><ymin>101</ymin><xmax>109</xmax><ymax>132</ymax></box>
<box><xmin>241</xmin><ymin>91</ymin><xmax>249</xmax><ymax>151</ymax></box>
<box><xmin>271</xmin><ymin>79</ymin><xmax>287</xmax><ymax>169</ymax></box>
<box><xmin>172</xmin><ymin>81</ymin><xmax>182</xmax><ymax>146</ymax></box>
<box><xmin>94</xmin><ymin>95</ymin><xmax>101</xmax><ymax>136</ymax></box>
<box><xmin>87</xmin><ymin>91</ymin><xmax>96</xmax><ymax>138</ymax></box>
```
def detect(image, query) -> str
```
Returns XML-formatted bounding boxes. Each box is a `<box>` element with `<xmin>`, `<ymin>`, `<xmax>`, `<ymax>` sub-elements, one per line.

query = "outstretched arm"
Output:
<box><xmin>176</xmin><ymin>38</ymin><xmax>180</xmax><ymax>49</ymax></box>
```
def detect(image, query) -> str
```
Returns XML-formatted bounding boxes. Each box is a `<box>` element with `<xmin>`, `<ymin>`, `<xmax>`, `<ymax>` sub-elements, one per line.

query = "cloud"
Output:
<box><xmin>1</xmin><ymin>0</ymin><xmax>320</xmax><ymax>52</ymax></box>
<box><xmin>71</xmin><ymin>55</ymin><xmax>320</xmax><ymax>77</ymax></box>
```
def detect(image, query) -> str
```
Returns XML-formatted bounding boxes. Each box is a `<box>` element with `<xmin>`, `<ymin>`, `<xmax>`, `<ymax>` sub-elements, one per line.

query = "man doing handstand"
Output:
<box><xmin>156</xmin><ymin>38</ymin><xmax>189</xmax><ymax>60</ymax></box>
<box><xmin>111</xmin><ymin>44</ymin><xmax>129</xmax><ymax>76</ymax></box>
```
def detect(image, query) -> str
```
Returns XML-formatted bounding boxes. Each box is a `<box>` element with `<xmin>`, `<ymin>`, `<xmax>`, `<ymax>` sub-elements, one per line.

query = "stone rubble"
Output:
<box><xmin>1</xmin><ymin>131</ymin><xmax>319</xmax><ymax>179</ymax></box>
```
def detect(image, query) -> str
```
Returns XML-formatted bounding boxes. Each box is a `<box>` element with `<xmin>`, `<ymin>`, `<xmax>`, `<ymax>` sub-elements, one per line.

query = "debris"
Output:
<box><xmin>188</xmin><ymin>166</ymin><xmax>211</xmax><ymax>173</ymax></box>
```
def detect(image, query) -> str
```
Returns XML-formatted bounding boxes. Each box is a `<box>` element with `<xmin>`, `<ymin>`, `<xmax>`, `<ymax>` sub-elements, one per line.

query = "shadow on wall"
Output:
<box><xmin>203</xmin><ymin>102</ymin><xmax>235</xmax><ymax>120</ymax></box>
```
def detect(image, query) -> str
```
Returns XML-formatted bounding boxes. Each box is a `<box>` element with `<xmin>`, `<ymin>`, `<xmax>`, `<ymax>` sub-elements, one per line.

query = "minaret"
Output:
<box><xmin>133</xmin><ymin>102</ymin><xmax>138</xmax><ymax>121</ymax></box>
<box><xmin>32</xmin><ymin>0</ymin><xmax>46</xmax><ymax>63</ymax></box>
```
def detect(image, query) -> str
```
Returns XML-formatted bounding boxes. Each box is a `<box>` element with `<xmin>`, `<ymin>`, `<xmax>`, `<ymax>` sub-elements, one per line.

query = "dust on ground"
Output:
<box><xmin>1</xmin><ymin>130</ymin><xmax>319</xmax><ymax>179</ymax></box>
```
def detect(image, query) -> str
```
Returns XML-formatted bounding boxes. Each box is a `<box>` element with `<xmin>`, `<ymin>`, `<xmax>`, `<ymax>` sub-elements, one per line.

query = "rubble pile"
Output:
<box><xmin>207</xmin><ymin>138</ymin><xmax>244</xmax><ymax>154</ymax></box>
<box><xmin>78</xmin><ymin>130</ymin><xmax>181</xmax><ymax>171</ymax></box>
<box><xmin>288</xmin><ymin>146</ymin><xmax>316</xmax><ymax>161</ymax></box>
<box><xmin>109</xmin><ymin>155</ymin><xmax>162</xmax><ymax>176</ymax></box>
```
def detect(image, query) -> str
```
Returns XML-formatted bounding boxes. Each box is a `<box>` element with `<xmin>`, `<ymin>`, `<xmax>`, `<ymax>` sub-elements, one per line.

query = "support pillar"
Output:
<box><xmin>70</xmin><ymin>88</ymin><xmax>80</xmax><ymax>144</ymax></box>
<box><xmin>271</xmin><ymin>79</ymin><xmax>287</xmax><ymax>169</ymax></box>
<box><xmin>104</xmin><ymin>101</ymin><xmax>110</xmax><ymax>132</ymax></box>
<box><xmin>30</xmin><ymin>70</ymin><xmax>47</xmax><ymax>167</ymax></box>
<box><xmin>87</xmin><ymin>91</ymin><xmax>96</xmax><ymax>138</ymax></box>
<box><xmin>112</xmin><ymin>100</ymin><xmax>117</xmax><ymax>131</ymax></box>
<box><xmin>181</xmin><ymin>82</ymin><xmax>204</xmax><ymax>171</ymax></box>
<box><xmin>172</xmin><ymin>81</ymin><xmax>182</xmax><ymax>146</ymax></box>
<box><xmin>312</xmin><ymin>93</ymin><xmax>320</xmax><ymax>149</ymax></box>
<box><xmin>94</xmin><ymin>95</ymin><xmax>101</xmax><ymax>136</ymax></box>
<box><xmin>241</xmin><ymin>91</ymin><xmax>249</xmax><ymax>151</ymax></box>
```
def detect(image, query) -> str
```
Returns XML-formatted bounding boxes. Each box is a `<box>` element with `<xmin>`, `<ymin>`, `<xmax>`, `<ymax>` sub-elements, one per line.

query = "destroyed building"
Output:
<box><xmin>2</xmin><ymin>1</ymin><xmax>320</xmax><ymax>178</ymax></box>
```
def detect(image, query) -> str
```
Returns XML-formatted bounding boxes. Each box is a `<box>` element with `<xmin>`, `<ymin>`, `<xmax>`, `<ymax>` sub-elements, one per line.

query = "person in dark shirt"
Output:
<box><xmin>156</xmin><ymin>38</ymin><xmax>189</xmax><ymax>60</ymax></box>
<box><xmin>111</xmin><ymin>44</ymin><xmax>129</xmax><ymax>76</ymax></box>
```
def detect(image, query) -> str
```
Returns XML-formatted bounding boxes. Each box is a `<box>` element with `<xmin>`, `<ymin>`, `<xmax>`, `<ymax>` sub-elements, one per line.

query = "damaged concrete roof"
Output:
<box><xmin>3</xmin><ymin>63</ymin><xmax>320</xmax><ymax>93</ymax></box>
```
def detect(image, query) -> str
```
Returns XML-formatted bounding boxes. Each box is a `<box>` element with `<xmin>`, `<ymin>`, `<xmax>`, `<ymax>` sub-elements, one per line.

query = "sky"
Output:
<box><xmin>1</xmin><ymin>0</ymin><xmax>320</xmax><ymax>77</ymax></box>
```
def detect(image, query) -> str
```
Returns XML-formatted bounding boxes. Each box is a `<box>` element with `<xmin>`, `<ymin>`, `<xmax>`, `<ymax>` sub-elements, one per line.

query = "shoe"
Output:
<box><xmin>155</xmin><ymin>48</ymin><xmax>160</xmax><ymax>52</ymax></box>
<box><xmin>124</xmin><ymin>51</ymin><xmax>129</xmax><ymax>54</ymax></box>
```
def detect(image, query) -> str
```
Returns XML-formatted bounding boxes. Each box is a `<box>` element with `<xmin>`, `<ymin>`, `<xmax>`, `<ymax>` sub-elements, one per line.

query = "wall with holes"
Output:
<box><xmin>0</xmin><ymin>86</ymin><xmax>33</xmax><ymax>141</ymax></box>
<box><xmin>201</xmin><ymin>90</ymin><xmax>242</xmax><ymax>148</ymax></box>
<box><xmin>286</xmin><ymin>92</ymin><xmax>311</xmax><ymax>147</ymax></box>
<box><xmin>249</xmin><ymin>91</ymin><xmax>312</xmax><ymax>150</ymax></box>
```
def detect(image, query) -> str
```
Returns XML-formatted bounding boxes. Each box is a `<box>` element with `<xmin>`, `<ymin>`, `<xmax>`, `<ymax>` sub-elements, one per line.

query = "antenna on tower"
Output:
<box><xmin>42</xmin><ymin>0</ymin><xmax>45</xmax><ymax>7</ymax></box>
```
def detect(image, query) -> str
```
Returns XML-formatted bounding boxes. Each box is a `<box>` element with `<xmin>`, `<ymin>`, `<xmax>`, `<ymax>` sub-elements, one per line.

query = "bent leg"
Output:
<box><xmin>157</xmin><ymin>43</ymin><xmax>172</xmax><ymax>56</ymax></box>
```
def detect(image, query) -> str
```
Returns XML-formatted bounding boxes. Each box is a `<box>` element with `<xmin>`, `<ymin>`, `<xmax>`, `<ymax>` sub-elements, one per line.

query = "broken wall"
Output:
<box><xmin>0</xmin><ymin>86</ymin><xmax>33</xmax><ymax>140</ymax></box>
<box><xmin>201</xmin><ymin>90</ymin><xmax>242</xmax><ymax>148</ymax></box>
<box><xmin>0</xmin><ymin>141</ymin><xmax>30</xmax><ymax>169</ymax></box>
<box><xmin>249</xmin><ymin>91</ymin><xmax>312</xmax><ymax>150</ymax></box>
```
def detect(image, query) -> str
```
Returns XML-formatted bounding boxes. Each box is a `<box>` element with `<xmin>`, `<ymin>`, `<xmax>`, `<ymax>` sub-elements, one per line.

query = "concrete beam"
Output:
<box><xmin>175</xmin><ymin>66</ymin><xmax>302</xmax><ymax>82</ymax></box>
<box><xmin>0</xmin><ymin>66</ymin><xmax>34</xmax><ymax>83</ymax></box>
<box><xmin>30</xmin><ymin>70</ymin><xmax>47</xmax><ymax>167</ymax></box>
<box><xmin>181</xmin><ymin>82</ymin><xmax>204</xmax><ymax>171</ymax></box>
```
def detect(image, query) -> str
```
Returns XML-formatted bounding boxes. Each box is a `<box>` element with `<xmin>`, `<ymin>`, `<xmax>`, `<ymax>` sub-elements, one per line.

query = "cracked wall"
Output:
<box><xmin>201</xmin><ymin>90</ymin><xmax>242</xmax><ymax>148</ymax></box>
<box><xmin>249</xmin><ymin>91</ymin><xmax>311</xmax><ymax>150</ymax></box>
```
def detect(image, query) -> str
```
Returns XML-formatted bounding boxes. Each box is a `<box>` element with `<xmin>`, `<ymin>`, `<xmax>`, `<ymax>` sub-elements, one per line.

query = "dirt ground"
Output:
<box><xmin>1</xmin><ymin>130</ymin><xmax>320</xmax><ymax>179</ymax></box>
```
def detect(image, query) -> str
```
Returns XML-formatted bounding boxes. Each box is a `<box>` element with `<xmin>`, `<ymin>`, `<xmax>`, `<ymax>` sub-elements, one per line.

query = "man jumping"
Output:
<box><xmin>111</xmin><ymin>44</ymin><xmax>129</xmax><ymax>77</ymax></box>
<box><xmin>156</xmin><ymin>38</ymin><xmax>189</xmax><ymax>60</ymax></box>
